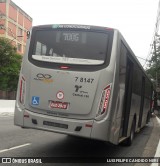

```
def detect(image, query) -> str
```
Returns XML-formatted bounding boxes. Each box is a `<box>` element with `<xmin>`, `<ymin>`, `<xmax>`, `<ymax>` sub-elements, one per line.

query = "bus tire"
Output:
<box><xmin>146</xmin><ymin>112</ymin><xmax>150</xmax><ymax>124</ymax></box>
<box><xmin>125</xmin><ymin>119</ymin><xmax>135</xmax><ymax>146</ymax></box>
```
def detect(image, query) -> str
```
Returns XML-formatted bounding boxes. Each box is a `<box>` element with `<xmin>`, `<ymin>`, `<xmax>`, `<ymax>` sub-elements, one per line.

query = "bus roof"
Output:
<box><xmin>32</xmin><ymin>24</ymin><xmax>115</xmax><ymax>32</ymax></box>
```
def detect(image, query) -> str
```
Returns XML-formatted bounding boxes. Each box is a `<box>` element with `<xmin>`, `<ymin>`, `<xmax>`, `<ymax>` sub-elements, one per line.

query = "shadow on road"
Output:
<box><xmin>34</xmin><ymin>122</ymin><xmax>153</xmax><ymax>158</ymax></box>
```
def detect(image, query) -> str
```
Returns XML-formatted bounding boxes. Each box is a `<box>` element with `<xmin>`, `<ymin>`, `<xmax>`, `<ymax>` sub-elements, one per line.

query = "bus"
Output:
<box><xmin>14</xmin><ymin>24</ymin><xmax>153</xmax><ymax>146</ymax></box>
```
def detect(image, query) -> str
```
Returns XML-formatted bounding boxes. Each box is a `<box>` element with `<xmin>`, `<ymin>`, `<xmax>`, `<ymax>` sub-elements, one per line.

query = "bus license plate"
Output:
<box><xmin>50</xmin><ymin>101</ymin><xmax>68</xmax><ymax>109</ymax></box>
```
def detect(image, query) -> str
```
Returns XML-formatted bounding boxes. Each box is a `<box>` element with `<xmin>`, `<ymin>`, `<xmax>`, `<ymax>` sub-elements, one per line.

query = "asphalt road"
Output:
<box><xmin>0</xmin><ymin>113</ymin><xmax>159</xmax><ymax>166</ymax></box>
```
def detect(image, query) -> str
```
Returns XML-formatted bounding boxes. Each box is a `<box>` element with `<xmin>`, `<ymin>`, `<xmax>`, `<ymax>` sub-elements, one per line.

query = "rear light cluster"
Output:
<box><xmin>96</xmin><ymin>85</ymin><xmax>111</xmax><ymax>117</ymax></box>
<box><xmin>60</xmin><ymin>66</ymin><xmax>70</xmax><ymax>69</ymax></box>
<box><xmin>19</xmin><ymin>76</ymin><xmax>26</xmax><ymax>105</ymax></box>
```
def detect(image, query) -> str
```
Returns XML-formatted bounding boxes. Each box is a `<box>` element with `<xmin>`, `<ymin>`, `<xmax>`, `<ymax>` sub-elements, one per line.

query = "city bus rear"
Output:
<box><xmin>14</xmin><ymin>24</ymin><xmax>115</xmax><ymax>141</ymax></box>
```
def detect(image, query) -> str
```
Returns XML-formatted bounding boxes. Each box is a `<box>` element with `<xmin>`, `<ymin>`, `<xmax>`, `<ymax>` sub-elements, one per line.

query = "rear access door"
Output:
<box><xmin>27</xmin><ymin>68</ymin><xmax>101</xmax><ymax>119</ymax></box>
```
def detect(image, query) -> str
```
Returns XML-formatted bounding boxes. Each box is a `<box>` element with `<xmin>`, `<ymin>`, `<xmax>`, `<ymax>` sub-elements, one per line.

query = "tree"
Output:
<box><xmin>146</xmin><ymin>39</ymin><xmax>160</xmax><ymax>88</ymax></box>
<box><xmin>146</xmin><ymin>38</ymin><xmax>160</xmax><ymax>106</ymax></box>
<box><xmin>0</xmin><ymin>37</ymin><xmax>22</xmax><ymax>91</ymax></box>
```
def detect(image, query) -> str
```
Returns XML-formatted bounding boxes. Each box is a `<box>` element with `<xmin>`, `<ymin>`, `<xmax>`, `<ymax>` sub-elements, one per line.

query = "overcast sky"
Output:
<box><xmin>13</xmin><ymin>0</ymin><xmax>159</xmax><ymax>66</ymax></box>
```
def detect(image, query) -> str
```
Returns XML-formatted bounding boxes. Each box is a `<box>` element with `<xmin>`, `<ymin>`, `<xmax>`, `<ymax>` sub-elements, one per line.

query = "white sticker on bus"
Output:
<box><xmin>32</xmin><ymin>55</ymin><xmax>104</xmax><ymax>65</ymax></box>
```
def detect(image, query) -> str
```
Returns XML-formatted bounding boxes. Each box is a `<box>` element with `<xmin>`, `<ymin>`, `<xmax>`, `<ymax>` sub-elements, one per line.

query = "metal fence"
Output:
<box><xmin>0</xmin><ymin>90</ymin><xmax>16</xmax><ymax>100</ymax></box>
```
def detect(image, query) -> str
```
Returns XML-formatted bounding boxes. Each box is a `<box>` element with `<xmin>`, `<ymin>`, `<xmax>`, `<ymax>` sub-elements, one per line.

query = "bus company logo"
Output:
<box><xmin>73</xmin><ymin>85</ymin><xmax>89</xmax><ymax>98</ymax></box>
<box><xmin>34</xmin><ymin>73</ymin><xmax>53</xmax><ymax>83</ymax></box>
<box><xmin>56</xmin><ymin>91</ymin><xmax>64</xmax><ymax>100</ymax></box>
<box><xmin>74</xmin><ymin>85</ymin><xmax>82</xmax><ymax>92</ymax></box>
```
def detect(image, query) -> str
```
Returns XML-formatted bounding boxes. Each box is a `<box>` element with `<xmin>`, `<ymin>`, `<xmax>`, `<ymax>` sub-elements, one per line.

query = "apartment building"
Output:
<box><xmin>0</xmin><ymin>0</ymin><xmax>32</xmax><ymax>54</ymax></box>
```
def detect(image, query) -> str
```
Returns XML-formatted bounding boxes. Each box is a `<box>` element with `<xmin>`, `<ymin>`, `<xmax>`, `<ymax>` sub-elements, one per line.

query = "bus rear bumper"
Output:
<box><xmin>15</xmin><ymin>108</ymin><xmax>94</xmax><ymax>139</ymax></box>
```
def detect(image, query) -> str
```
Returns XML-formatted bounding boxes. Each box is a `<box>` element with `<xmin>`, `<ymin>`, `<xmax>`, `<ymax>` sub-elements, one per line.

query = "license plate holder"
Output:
<box><xmin>43</xmin><ymin>121</ymin><xmax>68</xmax><ymax>129</ymax></box>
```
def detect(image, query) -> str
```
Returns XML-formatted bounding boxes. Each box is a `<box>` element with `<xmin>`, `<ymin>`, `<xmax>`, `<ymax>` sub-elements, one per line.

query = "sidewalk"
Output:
<box><xmin>0</xmin><ymin>100</ymin><xmax>15</xmax><ymax>112</ymax></box>
<box><xmin>154</xmin><ymin>110</ymin><xmax>160</xmax><ymax>119</ymax></box>
<box><xmin>134</xmin><ymin>114</ymin><xmax>160</xmax><ymax>166</ymax></box>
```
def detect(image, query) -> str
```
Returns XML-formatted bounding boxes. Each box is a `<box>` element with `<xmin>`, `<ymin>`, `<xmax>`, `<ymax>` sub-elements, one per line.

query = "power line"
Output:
<box><xmin>136</xmin><ymin>56</ymin><xmax>147</xmax><ymax>61</ymax></box>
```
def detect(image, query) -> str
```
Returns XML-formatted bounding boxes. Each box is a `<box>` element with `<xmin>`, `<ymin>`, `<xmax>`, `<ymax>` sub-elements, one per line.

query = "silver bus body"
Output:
<box><xmin>14</xmin><ymin>24</ymin><xmax>152</xmax><ymax>145</ymax></box>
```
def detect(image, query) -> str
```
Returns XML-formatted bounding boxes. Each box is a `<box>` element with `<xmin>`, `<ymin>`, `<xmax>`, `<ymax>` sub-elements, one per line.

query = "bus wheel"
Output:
<box><xmin>146</xmin><ymin>112</ymin><xmax>150</xmax><ymax>124</ymax></box>
<box><xmin>125</xmin><ymin>119</ymin><xmax>135</xmax><ymax>146</ymax></box>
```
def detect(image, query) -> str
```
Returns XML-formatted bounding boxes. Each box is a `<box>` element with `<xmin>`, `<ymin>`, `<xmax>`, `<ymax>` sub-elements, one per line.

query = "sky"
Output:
<box><xmin>13</xmin><ymin>0</ymin><xmax>159</xmax><ymax>67</ymax></box>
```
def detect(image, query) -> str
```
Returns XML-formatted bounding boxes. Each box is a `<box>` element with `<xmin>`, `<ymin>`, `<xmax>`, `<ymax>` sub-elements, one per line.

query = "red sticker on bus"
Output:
<box><xmin>50</xmin><ymin>101</ymin><xmax>68</xmax><ymax>109</ymax></box>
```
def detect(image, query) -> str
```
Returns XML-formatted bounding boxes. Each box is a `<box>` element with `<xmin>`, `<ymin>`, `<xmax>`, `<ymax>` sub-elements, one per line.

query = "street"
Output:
<box><xmin>0</xmin><ymin>112</ymin><xmax>159</xmax><ymax>166</ymax></box>
<box><xmin>0</xmin><ymin>0</ymin><xmax>160</xmax><ymax>165</ymax></box>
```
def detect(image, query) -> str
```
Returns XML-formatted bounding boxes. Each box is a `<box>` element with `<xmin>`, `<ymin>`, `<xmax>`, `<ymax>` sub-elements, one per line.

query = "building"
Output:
<box><xmin>0</xmin><ymin>0</ymin><xmax>32</xmax><ymax>54</ymax></box>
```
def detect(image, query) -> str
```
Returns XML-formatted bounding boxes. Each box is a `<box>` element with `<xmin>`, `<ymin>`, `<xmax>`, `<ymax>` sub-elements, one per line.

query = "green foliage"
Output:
<box><xmin>146</xmin><ymin>41</ymin><xmax>160</xmax><ymax>87</ymax></box>
<box><xmin>0</xmin><ymin>37</ymin><xmax>22</xmax><ymax>91</ymax></box>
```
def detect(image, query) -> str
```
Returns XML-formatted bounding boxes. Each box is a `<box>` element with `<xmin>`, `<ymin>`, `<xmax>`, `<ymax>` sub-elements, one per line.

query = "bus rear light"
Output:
<box><xmin>19</xmin><ymin>76</ymin><xmax>25</xmax><ymax>105</ymax></box>
<box><xmin>97</xmin><ymin>85</ymin><xmax>111</xmax><ymax>117</ymax></box>
<box><xmin>85</xmin><ymin>124</ymin><xmax>93</xmax><ymax>128</ymax></box>
<box><xmin>60</xmin><ymin>66</ymin><xmax>70</xmax><ymax>69</ymax></box>
<box><xmin>106</xmin><ymin>27</ymin><xmax>113</xmax><ymax>31</ymax></box>
<box><xmin>24</xmin><ymin>114</ymin><xmax>29</xmax><ymax>118</ymax></box>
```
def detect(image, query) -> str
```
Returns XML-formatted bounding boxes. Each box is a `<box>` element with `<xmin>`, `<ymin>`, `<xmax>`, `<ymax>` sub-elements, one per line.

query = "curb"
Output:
<box><xmin>134</xmin><ymin>114</ymin><xmax>160</xmax><ymax>166</ymax></box>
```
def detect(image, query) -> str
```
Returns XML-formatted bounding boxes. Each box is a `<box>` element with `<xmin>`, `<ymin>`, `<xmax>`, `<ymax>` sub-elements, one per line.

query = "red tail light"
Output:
<box><xmin>60</xmin><ymin>66</ymin><xmax>70</xmax><ymax>69</ymax></box>
<box><xmin>19</xmin><ymin>76</ymin><xmax>25</xmax><ymax>105</ymax></box>
<box><xmin>96</xmin><ymin>85</ymin><xmax>111</xmax><ymax>117</ymax></box>
<box><xmin>85</xmin><ymin>124</ymin><xmax>93</xmax><ymax>128</ymax></box>
<box><xmin>101</xmin><ymin>85</ymin><xmax>111</xmax><ymax>114</ymax></box>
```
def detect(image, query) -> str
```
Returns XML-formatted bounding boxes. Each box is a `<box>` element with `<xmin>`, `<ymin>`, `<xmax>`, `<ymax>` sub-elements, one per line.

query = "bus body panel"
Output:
<box><xmin>27</xmin><ymin>66</ymin><xmax>100</xmax><ymax>117</ymax></box>
<box><xmin>91</xmin><ymin>119</ymin><xmax>111</xmax><ymax>142</ymax></box>
<box><xmin>18</xmin><ymin>61</ymin><xmax>115</xmax><ymax>120</ymax></box>
<box><xmin>14</xmin><ymin>102</ymin><xmax>24</xmax><ymax>126</ymax></box>
<box><xmin>22</xmin><ymin>109</ymin><xmax>94</xmax><ymax>138</ymax></box>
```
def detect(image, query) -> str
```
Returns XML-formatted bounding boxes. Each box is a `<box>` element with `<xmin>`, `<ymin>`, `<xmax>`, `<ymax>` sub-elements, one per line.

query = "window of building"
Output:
<box><xmin>18</xmin><ymin>28</ymin><xmax>23</xmax><ymax>36</ymax></box>
<box><xmin>0</xmin><ymin>0</ymin><xmax>6</xmax><ymax>3</ymax></box>
<box><xmin>17</xmin><ymin>43</ymin><xmax>22</xmax><ymax>52</ymax></box>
